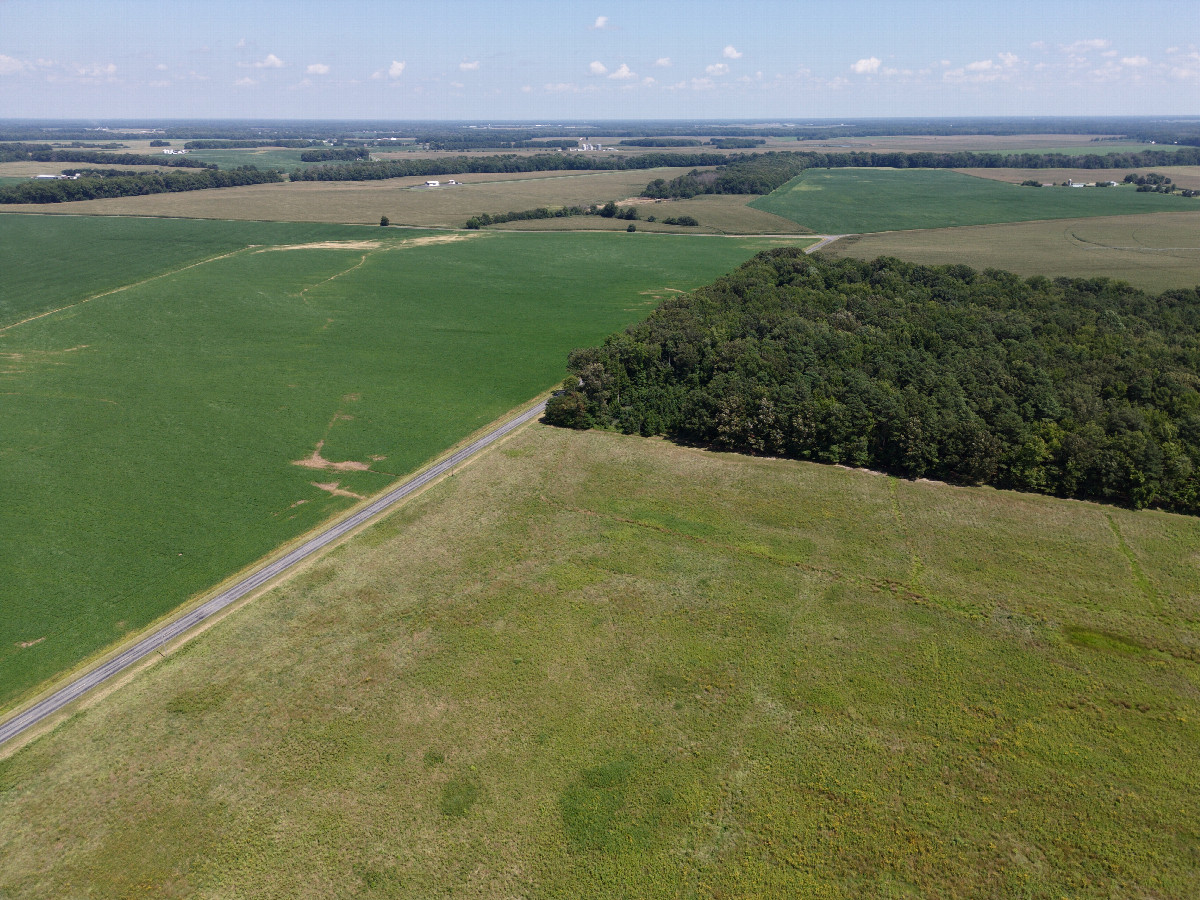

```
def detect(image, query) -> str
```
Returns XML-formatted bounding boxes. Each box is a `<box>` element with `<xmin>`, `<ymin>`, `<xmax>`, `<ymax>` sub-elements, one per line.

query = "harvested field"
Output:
<box><xmin>0</xmin><ymin>167</ymin><xmax>698</xmax><ymax>225</ymax></box>
<box><xmin>824</xmin><ymin>210</ymin><xmax>1200</xmax><ymax>293</ymax></box>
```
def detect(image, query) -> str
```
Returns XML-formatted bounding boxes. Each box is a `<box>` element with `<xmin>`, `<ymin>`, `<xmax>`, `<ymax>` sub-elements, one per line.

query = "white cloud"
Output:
<box><xmin>705</xmin><ymin>62</ymin><xmax>729</xmax><ymax>76</ymax></box>
<box><xmin>75</xmin><ymin>62</ymin><xmax>117</xmax><ymax>78</ymax></box>
<box><xmin>998</xmin><ymin>51</ymin><xmax>1019</xmax><ymax>67</ymax></box>
<box><xmin>590</xmin><ymin>16</ymin><xmax>608</xmax><ymax>29</ymax></box>
<box><xmin>0</xmin><ymin>54</ymin><xmax>28</xmax><ymax>75</ymax></box>
<box><xmin>459</xmin><ymin>60</ymin><xmax>480</xmax><ymax>71</ymax></box>
<box><xmin>234</xmin><ymin>76</ymin><xmax>255</xmax><ymax>87</ymax></box>
<box><xmin>608</xmin><ymin>63</ymin><xmax>635</xmax><ymax>80</ymax></box>
<box><xmin>850</xmin><ymin>57</ymin><xmax>881</xmax><ymax>74</ymax></box>
<box><xmin>589</xmin><ymin>60</ymin><xmax>607</xmax><ymax>75</ymax></box>
<box><xmin>450</xmin><ymin>81</ymin><xmax>464</xmax><ymax>89</ymax></box>
<box><xmin>545</xmin><ymin>82</ymin><xmax>577</xmax><ymax>92</ymax></box>
<box><xmin>723</xmin><ymin>45</ymin><xmax>742</xmax><ymax>60</ymax></box>
<box><xmin>306</xmin><ymin>63</ymin><xmax>330</xmax><ymax>75</ymax></box>
<box><xmin>155</xmin><ymin>63</ymin><xmax>168</xmax><ymax>71</ymax></box>
<box><xmin>642</xmin><ymin>76</ymin><xmax>655</xmax><ymax>85</ymax></box>
<box><xmin>521</xmin><ymin>85</ymin><xmax>532</xmax><ymax>93</ymax></box>
<box><xmin>654</xmin><ymin>57</ymin><xmax>671</xmax><ymax>68</ymax></box>
<box><xmin>1121</xmin><ymin>56</ymin><xmax>1150</xmax><ymax>67</ymax></box>
<box><xmin>243</xmin><ymin>53</ymin><xmax>283</xmax><ymax>69</ymax></box>
<box><xmin>965</xmin><ymin>59</ymin><xmax>995</xmax><ymax>72</ymax></box>
<box><xmin>235</xmin><ymin>38</ymin><xmax>247</xmax><ymax>49</ymax></box>
<box><xmin>388</xmin><ymin>60</ymin><xmax>406</xmax><ymax>78</ymax></box>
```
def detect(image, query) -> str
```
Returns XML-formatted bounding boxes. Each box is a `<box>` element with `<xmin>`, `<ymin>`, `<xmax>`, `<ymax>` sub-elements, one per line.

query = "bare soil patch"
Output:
<box><xmin>259</xmin><ymin>241</ymin><xmax>382</xmax><ymax>252</ymax></box>
<box><xmin>292</xmin><ymin>440</ymin><xmax>371</xmax><ymax>472</ymax></box>
<box><xmin>310</xmin><ymin>481</ymin><xmax>366</xmax><ymax>500</ymax></box>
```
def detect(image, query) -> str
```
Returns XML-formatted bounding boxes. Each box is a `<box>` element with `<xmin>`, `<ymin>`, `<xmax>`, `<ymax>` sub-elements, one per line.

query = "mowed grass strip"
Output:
<box><xmin>0</xmin><ymin>167</ymin><xmax>697</xmax><ymax>226</ymax></box>
<box><xmin>0</xmin><ymin>424</ymin><xmax>1196</xmax><ymax>898</ymax></box>
<box><xmin>0</xmin><ymin>222</ymin><xmax>804</xmax><ymax>708</ymax></box>
<box><xmin>750</xmin><ymin>167</ymin><xmax>1200</xmax><ymax>234</ymax></box>
<box><xmin>825</xmin><ymin>210</ymin><xmax>1200</xmax><ymax>293</ymax></box>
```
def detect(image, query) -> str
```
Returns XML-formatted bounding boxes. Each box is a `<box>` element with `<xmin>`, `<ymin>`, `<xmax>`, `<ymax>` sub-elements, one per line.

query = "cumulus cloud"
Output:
<box><xmin>388</xmin><ymin>60</ymin><xmax>406</xmax><ymax>78</ymax></box>
<box><xmin>545</xmin><ymin>82</ymin><xmax>577</xmax><ymax>92</ymax></box>
<box><xmin>155</xmin><ymin>63</ymin><xmax>168</xmax><ymax>71</ymax></box>
<box><xmin>705</xmin><ymin>62</ymin><xmax>729</xmax><ymax>76</ymax></box>
<box><xmin>850</xmin><ymin>57</ymin><xmax>881</xmax><ymax>74</ymax></box>
<box><xmin>459</xmin><ymin>60</ymin><xmax>480</xmax><ymax>71</ymax></box>
<box><xmin>306</xmin><ymin>63</ymin><xmax>330</xmax><ymax>75</ymax></box>
<box><xmin>723</xmin><ymin>45</ymin><xmax>742</xmax><ymax>59</ymax></box>
<box><xmin>235</xmin><ymin>38</ymin><xmax>247</xmax><ymax>49</ymax></box>
<box><xmin>654</xmin><ymin>57</ymin><xmax>671</xmax><ymax>67</ymax></box>
<box><xmin>238</xmin><ymin>53</ymin><xmax>283</xmax><ymax>69</ymax></box>
<box><xmin>690</xmin><ymin>76</ymin><xmax>715</xmax><ymax>90</ymax></box>
<box><xmin>590</xmin><ymin>16</ymin><xmax>608</xmax><ymax>29</ymax></box>
<box><xmin>1121</xmin><ymin>56</ymin><xmax>1150</xmax><ymax>67</ymax></box>
<box><xmin>0</xmin><ymin>54</ymin><xmax>28</xmax><ymax>75</ymax></box>
<box><xmin>998</xmin><ymin>51</ymin><xmax>1019</xmax><ymax>67</ymax></box>
<box><xmin>75</xmin><ymin>62</ymin><xmax>117</xmax><ymax>78</ymax></box>
<box><xmin>234</xmin><ymin>76</ymin><xmax>255</xmax><ymax>87</ymax></box>
<box><xmin>642</xmin><ymin>76</ymin><xmax>655</xmax><ymax>85</ymax></box>
<box><xmin>965</xmin><ymin>59</ymin><xmax>995</xmax><ymax>72</ymax></box>
<box><xmin>589</xmin><ymin>60</ymin><xmax>607</xmax><ymax>75</ymax></box>
<box><xmin>450</xmin><ymin>81</ymin><xmax>464</xmax><ymax>89</ymax></box>
<box><xmin>521</xmin><ymin>85</ymin><xmax>532</xmax><ymax>92</ymax></box>
<box><xmin>608</xmin><ymin>63</ymin><xmax>635</xmax><ymax>80</ymax></box>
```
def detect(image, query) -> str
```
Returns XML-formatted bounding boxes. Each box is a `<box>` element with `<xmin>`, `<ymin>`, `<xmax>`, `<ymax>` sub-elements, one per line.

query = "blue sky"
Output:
<box><xmin>1</xmin><ymin>0</ymin><xmax>1197</xmax><ymax>119</ymax></box>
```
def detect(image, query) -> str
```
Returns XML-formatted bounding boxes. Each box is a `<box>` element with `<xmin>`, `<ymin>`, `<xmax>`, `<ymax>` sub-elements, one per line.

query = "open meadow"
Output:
<box><xmin>0</xmin><ymin>214</ymin><xmax>802</xmax><ymax>709</ymax></box>
<box><xmin>955</xmin><ymin>165</ymin><xmax>1200</xmax><ymax>189</ymax></box>
<box><xmin>1</xmin><ymin>423</ymin><xmax>1196</xmax><ymax>898</ymax></box>
<box><xmin>0</xmin><ymin>167</ymin><xmax>697</xmax><ymax>226</ymax></box>
<box><xmin>749</xmin><ymin>168</ymin><xmax>1200</xmax><ymax>234</ymax></box>
<box><xmin>825</xmin><ymin>210</ymin><xmax>1200</xmax><ymax>293</ymax></box>
<box><xmin>185</xmin><ymin>147</ymin><xmax>363</xmax><ymax>173</ymax></box>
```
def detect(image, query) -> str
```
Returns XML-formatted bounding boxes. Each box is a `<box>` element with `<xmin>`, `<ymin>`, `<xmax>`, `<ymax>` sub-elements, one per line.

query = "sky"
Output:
<box><xmin>1</xmin><ymin>0</ymin><xmax>1198</xmax><ymax>120</ymax></box>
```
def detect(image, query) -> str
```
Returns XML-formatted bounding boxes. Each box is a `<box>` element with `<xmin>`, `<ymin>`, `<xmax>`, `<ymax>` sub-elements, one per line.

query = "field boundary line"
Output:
<box><xmin>0</xmin><ymin>245</ymin><xmax>256</xmax><ymax>334</ymax></box>
<box><xmin>0</xmin><ymin>397</ymin><xmax>548</xmax><ymax>755</ymax></box>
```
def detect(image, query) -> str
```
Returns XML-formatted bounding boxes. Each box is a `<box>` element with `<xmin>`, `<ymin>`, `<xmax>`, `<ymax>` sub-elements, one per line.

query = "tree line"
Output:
<box><xmin>0</xmin><ymin>143</ymin><xmax>214</xmax><ymax>168</ymax></box>
<box><xmin>0</xmin><ymin>166</ymin><xmax>285</xmax><ymax>203</ymax></box>
<box><xmin>641</xmin><ymin>148</ymin><xmax>1200</xmax><ymax>198</ymax></box>
<box><xmin>299</xmin><ymin>147</ymin><xmax>371</xmax><ymax>162</ymax></box>
<box><xmin>547</xmin><ymin>250</ymin><xmax>1200</xmax><ymax>515</ymax></box>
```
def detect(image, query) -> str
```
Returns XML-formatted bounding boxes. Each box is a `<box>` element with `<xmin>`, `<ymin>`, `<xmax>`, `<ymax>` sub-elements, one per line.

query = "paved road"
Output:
<box><xmin>0</xmin><ymin>400</ymin><xmax>548</xmax><ymax>750</ymax></box>
<box><xmin>805</xmin><ymin>234</ymin><xmax>849</xmax><ymax>253</ymax></box>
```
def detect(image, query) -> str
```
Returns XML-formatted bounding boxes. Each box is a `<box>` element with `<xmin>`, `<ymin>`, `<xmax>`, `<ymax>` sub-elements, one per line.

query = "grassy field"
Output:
<box><xmin>185</xmin><ymin>147</ymin><xmax>362</xmax><ymax>173</ymax></box>
<box><xmin>749</xmin><ymin>168</ymin><xmax>1200</xmax><ymax>234</ymax></box>
<box><xmin>0</xmin><ymin>215</ymin><xmax>806</xmax><ymax>709</ymax></box>
<box><xmin>493</xmin><ymin>193</ymin><xmax>811</xmax><ymax>235</ymax></box>
<box><xmin>825</xmin><ymin>210</ymin><xmax>1200</xmax><ymax>293</ymax></box>
<box><xmin>1</xmin><ymin>423</ymin><xmax>1196</xmax><ymax>898</ymax></box>
<box><xmin>789</xmin><ymin>134</ymin><xmax>1154</xmax><ymax>153</ymax></box>
<box><xmin>956</xmin><ymin>165</ymin><xmax>1200</xmax><ymax>189</ymax></box>
<box><xmin>0</xmin><ymin>167</ymin><xmax>695</xmax><ymax>226</ymax></box>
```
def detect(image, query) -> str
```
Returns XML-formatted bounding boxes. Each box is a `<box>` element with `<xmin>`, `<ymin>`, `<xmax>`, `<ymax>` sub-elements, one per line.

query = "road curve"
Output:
<box><xmin>0</xmin><ymin>399</ymin><xmax>548</xmax><ymax>750</ymax></box>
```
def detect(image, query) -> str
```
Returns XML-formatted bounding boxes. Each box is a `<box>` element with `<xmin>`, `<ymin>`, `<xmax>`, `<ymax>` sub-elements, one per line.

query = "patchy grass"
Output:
<box><xmin>0</xmin><ymin>216</ymin><xmax>805</xmax><ymax>708</ymax></box>
<box><xmin>0</xmin><ymin>424</ymin><xmax>1197</xmax><ymax>898</ymax></box>
<box><xmin>825</xmin><ymin>210</ymin><xmax>1200</xmax><ymax>293</ymax></box>
<box><xmin>750</xmin><ymin>167</ymin><xmax>1200</xmax><ymax>234</ymax></box>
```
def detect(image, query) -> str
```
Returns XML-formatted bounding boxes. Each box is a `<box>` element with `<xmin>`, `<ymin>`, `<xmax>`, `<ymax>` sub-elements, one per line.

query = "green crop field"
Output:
<box><xmin>750</xmin><ymin>168</ymin><xmax>1200</xmax><ymax>234</ymax></box>
<box><xmin>0</xmin><ymin>214</ymin><xmax>807</xmax><ymax>709</ymax></box>
<box><xmin>2</xmin><ymin>423</ymin><xmax>1197</xmax><ymax>898</ymax></box>
<box><xmin>825</xmin><ymin>210</ymin><xmax>1200</xmax><ymax>293</ymax></box>
<box><xmin>185</xmin><ymin>147</ymin><xmax>361</xmax><ymax>173</ymax></box>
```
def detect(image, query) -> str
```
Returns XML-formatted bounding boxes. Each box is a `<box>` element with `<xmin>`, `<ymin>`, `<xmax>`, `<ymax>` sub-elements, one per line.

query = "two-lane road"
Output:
<box><xmin>0</xmin><ymin>399</ymin><xmax>548</xmax><ymax>750</ymax></box>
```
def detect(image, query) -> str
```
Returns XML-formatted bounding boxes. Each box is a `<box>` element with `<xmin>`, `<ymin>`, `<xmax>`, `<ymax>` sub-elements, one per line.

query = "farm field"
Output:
<box><xmin>1</xmin><ymin>423</ymin><xmax>1197</xmax><ymax>898</ymax></box>
<box><xmin>0</xmin><ymin>215</ymin><xmax>804</xmax><ymax>709</ymax></box>
<box><xmin>185</xmin><ymin>147</ymin><xmax>361</xmax><ymax>173</ymax></box>
<box><xmin>493</xmin><ymin>193</ymin><xmax>811</xmax><ymax>235</ymax></box>
<box><xmin>0</xmin><ymin>167</ymin><xmax>697</xmax><ymax>225</ymax></box>
<box><xmin>825</xmin><ymin>210</ymin><xmax>1200</xmax><ymax>293</ymax></box>
<box><xmin>750</xmin><ymin>167</ymin><xmax>1200</xmax><ymax>234</ymax></box>
<box><xmin>791</xmin><ymin>134</ymin><xmax>1152</xmax><ymax>153</ymax></box>
<box><xmin>956</xmin><ymin>165</ymin><xmax>1200</xmax><ymax>189</ymax></box>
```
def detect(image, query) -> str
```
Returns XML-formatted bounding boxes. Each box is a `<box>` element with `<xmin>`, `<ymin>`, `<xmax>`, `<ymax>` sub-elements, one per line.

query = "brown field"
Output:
<box><xmin>0</xmin><ymin>168</ymin><xmax>697</xmax><ymax>226</ymax></box>
<box><xmin>0</xmin><ymin>160</ymin><xmax>182</xmax><ymax>177</ymax></box>
<box><xmin>956</xmin><ymin>165</ymin><xmax>1200</xmax><ymax>189</ymax></box>
<box><xmin>493</xmin><ymin>193</ymin><xmax>811</xmax><ymax>235</ymax></box>
<box><xmin>825</xmin><ymin>210</ymin><xmax>1200</xmax><ymax>293</ymax></box>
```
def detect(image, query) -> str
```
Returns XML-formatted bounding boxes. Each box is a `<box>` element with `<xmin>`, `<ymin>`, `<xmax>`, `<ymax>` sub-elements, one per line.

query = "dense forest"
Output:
<box><xmin>547</xmin><ymin>250</ymin><xmax>1200</xmax><ymax>515</ymax></box>
<box><xmin>0</xmin><ymin>166</ymin><xmax>284</xmax><ymax>203</ymax></box>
